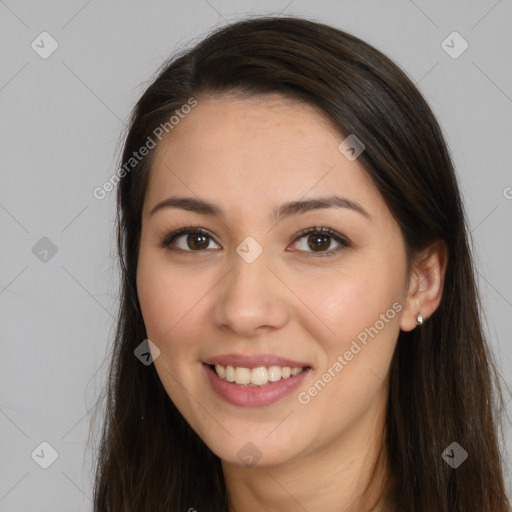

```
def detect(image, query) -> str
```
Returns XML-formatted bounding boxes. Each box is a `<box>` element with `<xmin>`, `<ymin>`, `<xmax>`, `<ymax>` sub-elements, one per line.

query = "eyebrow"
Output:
<box><xmin>149</xmin><ymin>195</ymin><xmax>372</xmax><ymax>223</ymax></box>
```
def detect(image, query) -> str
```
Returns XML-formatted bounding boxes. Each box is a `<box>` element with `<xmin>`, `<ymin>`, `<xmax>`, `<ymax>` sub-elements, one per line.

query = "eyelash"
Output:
<box><xmin>157</xmin><ymin>224</ymin><xmax>350</xmax><ymax>258</ymax></box>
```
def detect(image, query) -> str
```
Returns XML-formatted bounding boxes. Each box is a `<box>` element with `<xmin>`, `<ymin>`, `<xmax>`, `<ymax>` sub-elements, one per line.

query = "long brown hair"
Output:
<box><xmin>91</xmin><ymin>15</ymin><xmax>511</xmax><ymax>511</ymax></box>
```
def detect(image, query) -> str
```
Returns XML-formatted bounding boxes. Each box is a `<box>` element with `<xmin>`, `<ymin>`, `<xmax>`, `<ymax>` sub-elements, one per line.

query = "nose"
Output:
<box><xmin>212</xmin><ymin>251</ymin><xmax>290</xmax><ymax>338</ymax></box>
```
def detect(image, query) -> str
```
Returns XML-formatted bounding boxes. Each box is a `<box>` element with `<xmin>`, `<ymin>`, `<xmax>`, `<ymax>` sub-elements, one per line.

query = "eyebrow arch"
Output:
<box><xmin>149</xmin><ymin>195</ymin><xmax>372</xmax><ymax>223</ymax></box>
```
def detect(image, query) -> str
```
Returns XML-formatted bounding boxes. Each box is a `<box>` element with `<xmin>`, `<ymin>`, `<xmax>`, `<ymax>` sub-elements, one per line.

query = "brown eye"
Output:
<box><xmin>159</xmin><ymin>228</ymin><xmax>220</xmax><ymax>252</ymax></box>
<box><xmin>291</xmin><ymin>227</ymin><xmax>350</xmax><ymax>257</ymax></box>
<box><xmin>159</xmin><ymin>225</ymin><xmax>350</xmax><ymax>257</ymax></box>
<box><xmin>182</xmin><ymin>233</ymin><xmax>211</xmax><ymax>250</ymax></box>
<box><xmin>306</xmin><ymin>233</ymin><xmax>331</xmax><ymax>251</ymax></box>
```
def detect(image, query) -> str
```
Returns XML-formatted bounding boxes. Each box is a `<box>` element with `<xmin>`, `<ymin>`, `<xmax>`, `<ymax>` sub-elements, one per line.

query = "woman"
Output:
<box><xmin>92</xmin><ymin>15</ymin><xmax>511</xmax><ymax>512</ymax></box>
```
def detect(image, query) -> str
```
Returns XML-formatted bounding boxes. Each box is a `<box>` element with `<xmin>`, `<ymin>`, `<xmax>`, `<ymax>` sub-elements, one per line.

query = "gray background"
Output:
<box><xmin>1</xmin><ymin>0</ymin><xmax>511</xmax><ymax>509</ymax></box>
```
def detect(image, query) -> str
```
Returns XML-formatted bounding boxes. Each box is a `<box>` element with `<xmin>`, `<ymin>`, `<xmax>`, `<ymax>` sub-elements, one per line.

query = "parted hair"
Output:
<box><xmin>91</xmin><ymin>15</ymin><xmax>511</xmax><ymax>512</ymax></box>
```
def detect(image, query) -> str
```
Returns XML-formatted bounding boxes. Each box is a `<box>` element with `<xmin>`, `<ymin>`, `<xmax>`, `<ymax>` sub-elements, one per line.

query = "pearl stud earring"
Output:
<box><xmin>416</xmin><ymin>313</ymin><xmax>423</xmax><ymax>325</ymax></box>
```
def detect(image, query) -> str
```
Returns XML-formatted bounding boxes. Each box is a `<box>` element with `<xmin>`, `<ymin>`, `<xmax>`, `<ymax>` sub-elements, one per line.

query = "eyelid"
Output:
<box><xmin>293</xmin><ymin>226</ymin><xmax>350</xmax><ymax>246</ymax></box>
<box><xmin>158</xmin><ymin>226</ymin><xmax>219</xmax><ymax>250</ymax></box>
<box><xmin>289</xmin><ymin>226</ymin><xmax>350</xmax><ymax>257</ymax></box>
<box><xmin>158</xmin><ymin>225</ymin><xmax>350</xmax><ymax>256</ymax></box>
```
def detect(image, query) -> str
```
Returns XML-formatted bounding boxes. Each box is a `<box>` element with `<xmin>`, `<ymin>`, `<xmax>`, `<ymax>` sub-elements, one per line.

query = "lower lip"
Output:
<box><xmin>203</xmin><ymin>364</ymin><xmax>311</xmax><ymax>407</ymax></box>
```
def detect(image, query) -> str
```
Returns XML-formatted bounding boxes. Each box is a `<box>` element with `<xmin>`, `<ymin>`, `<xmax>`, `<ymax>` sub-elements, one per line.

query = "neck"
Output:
<box><xmin>222</xmin><ymin>391</ymin><xmax>394</xmax><ymax>512</ymax></box>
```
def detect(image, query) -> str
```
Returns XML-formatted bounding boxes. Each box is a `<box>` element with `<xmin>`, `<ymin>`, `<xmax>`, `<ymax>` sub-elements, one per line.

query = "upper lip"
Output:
<box><xmin>203</xmin><ymin>353</ymin><xmax>312</xmax><ymax>369</ymax></box>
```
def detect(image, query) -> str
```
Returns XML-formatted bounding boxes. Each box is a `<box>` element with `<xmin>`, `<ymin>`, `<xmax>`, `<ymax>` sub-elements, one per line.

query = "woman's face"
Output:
<box><xmin>136</xmin><ymin>93</ymin><xmax>410</xmax><ymax>467</ymax></box>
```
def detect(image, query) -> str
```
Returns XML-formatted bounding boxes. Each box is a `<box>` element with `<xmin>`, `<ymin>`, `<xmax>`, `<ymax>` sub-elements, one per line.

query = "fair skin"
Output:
<box><xmin>136</xmin><ymin>93</ymin><xmax>447</xmax><ymax>512</ymax></box>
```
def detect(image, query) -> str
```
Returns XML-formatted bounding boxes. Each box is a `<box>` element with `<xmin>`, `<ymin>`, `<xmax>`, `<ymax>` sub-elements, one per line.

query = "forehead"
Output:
<box><xmin>153</xmin><ymin>93</ymin><xmax>341</xmax><ymax>158</ymax></box>
<box><xmin>144</xmin><ymin>94</ymin><xmax>384</xmax><ymax>221</ymax></box>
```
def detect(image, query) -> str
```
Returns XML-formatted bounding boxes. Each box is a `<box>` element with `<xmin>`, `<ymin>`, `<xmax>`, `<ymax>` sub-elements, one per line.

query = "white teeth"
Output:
<box><xmin>251</xmin><ymin>367</ymin><xmax>268</xmax><ymax>386</ymax></box>
<box><xmin>267</xmin><ymin>366</ymin><xmax>282</xmax><ymax>382</ymax></box>
<box><xmin>235</xmin><ymin>367</ymin><xmax>251</xmax><ymax>385</ymax></box>
<box><xmin>212</xmin><ymin>364</ymin><xmax>306</xmax><ymax>386</ymax></box>
<box><xmin>225</xmin><ymin>365</ymin><xmax>235</xmax><ymax>382</ymax></box>
<box><xmin>215</xmin><ymin>364</ymin><xmax>225</xmax><ymax>379</ymax></box>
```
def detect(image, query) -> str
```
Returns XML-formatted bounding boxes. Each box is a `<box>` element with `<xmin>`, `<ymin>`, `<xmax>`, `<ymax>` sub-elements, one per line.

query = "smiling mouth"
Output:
<box><xmin>208</xmin><ymin>363</ymin><xmax>310</xmax><ymax>387</ymax></box>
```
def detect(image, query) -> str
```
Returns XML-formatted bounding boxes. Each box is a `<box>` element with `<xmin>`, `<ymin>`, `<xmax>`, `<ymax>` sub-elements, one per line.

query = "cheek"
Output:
<box><xmin>137</xmin><ymin>260</ymin><xmax>170</xmax><ymax>339</ymax></box>
<box><xmin>293</xmin><ymin>271</ymin><xmax>402</xmax><ymax>432</ymax></box>
<box><xmin>301</xmin><ymin>268</ymin><xmax>397</xmax><ymax>348</ymax></box>
<box><xmin>136</xmin><ymin>253</ymin><xmax>216</xmax><ymax>365</ymax></box>
<box><xmin>136</xmin><ymin>256</ymin><xmax>208</xmax><ymax>414</ymax></box>
<box><xmin>137</xmin><ymin>253</ymin><xmax>189</xmax><ymax>344</ymax></box>
<box><xmin>293</xmin><ymin>258</ymin><xmax>405</xmax><ymax>407</ymax></box>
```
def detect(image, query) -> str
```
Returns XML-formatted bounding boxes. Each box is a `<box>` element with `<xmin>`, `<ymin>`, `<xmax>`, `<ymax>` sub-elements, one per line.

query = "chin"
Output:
<box><xmin>205</xmin><ymin>434</ymin><xmax>306</xmax><ymax>469</ymax></box>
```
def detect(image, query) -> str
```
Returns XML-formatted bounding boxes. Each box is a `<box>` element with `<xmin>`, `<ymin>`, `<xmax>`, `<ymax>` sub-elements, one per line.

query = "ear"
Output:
<box><xmin>400</xmin><ymin>240</ymin><xmax>448</xmax><ymax>332</ymax></box>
